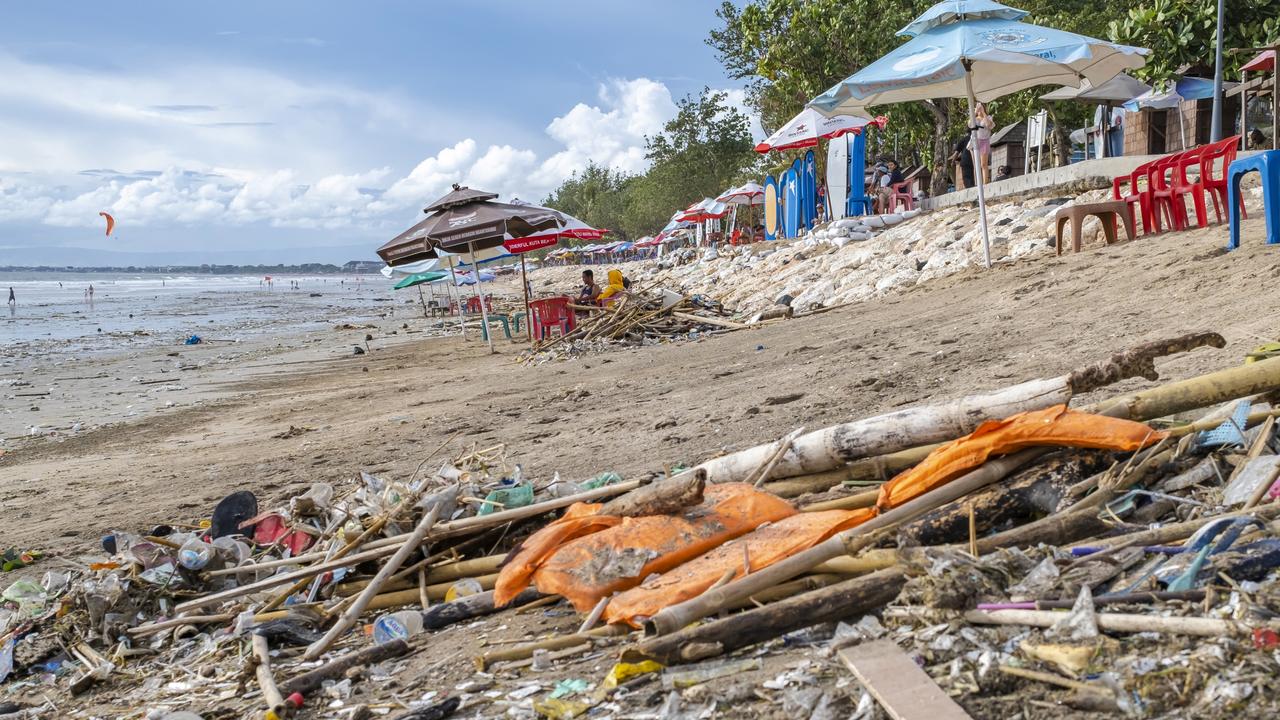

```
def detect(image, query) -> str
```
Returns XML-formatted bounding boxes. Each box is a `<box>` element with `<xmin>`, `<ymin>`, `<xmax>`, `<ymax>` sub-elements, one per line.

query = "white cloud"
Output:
<box><xmin>0</xmin><ymin>53</ymin><xmax>745</xmax><ymax>241</ymax></box>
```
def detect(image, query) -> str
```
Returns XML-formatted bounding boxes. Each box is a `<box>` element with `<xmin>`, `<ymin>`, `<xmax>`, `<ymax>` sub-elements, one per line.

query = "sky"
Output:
<box><xmin>0</xmin><ymin>1</ymin><xmax>754</xmax><ymax>264</ymax></box>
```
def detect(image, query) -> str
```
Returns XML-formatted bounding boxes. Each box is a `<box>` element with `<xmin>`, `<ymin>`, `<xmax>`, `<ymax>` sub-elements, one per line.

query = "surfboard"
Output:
<box><xmin>826</xmin><ymin>135</ymin><xmax>848</xmax><ymax>220</ymax></box>
<box><xmin>803</xmin><ymin>150</ymin><xmax>817</xmax><ymax>228</ymax></box>
<box><xmin>763</xmin><ymin>175</ymin><xmax>779</xmax><ymax>241</ymax></box>
<box><xmin>847</xmin><ymin>131</ymin><xmax>869</xmax><ymax>217</ymax></box>
<box><xmin>783</xmin><ymin>168</ymin><xmax>800</xmax><ymax>239</ymax></box>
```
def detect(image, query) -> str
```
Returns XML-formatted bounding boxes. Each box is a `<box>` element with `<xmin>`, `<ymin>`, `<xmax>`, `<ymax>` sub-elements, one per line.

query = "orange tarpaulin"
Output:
<box><xmin>604</xmin><ymin>508</ymin><xmax>874</xmax><ymax>625</ymax></box>
<box><xmin>494</xmin><ymin>483</ymin><xmax>795</xmax><ymax>611</ymax></box>
<box><xmin>601</xmin><ymin>405</ymin><xmax>1163</xmax><ymax>627</ymax></box>
<box><xmin>874</xmin><ymin>404</ymin><xmax>1164</xmax><ymax>511</ymax></box>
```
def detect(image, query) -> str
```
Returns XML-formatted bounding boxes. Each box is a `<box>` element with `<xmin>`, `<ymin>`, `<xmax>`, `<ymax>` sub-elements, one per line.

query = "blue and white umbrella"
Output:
<box><xmin>810</xmin><ymin>0</ymin><xmax>1147</xmax><ymax>266</ymax></box>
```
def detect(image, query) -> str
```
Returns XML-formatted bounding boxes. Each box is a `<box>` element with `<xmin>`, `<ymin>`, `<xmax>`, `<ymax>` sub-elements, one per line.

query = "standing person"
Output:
<box><xmin>973</xmin><ymin>103</ymin><xmax>995</xmax><ymax>185</ymax></box>
<box><xmin>7</xmin><ymin>287</ymin><xmax>14</xmax><ymax>306</ymax></box>
<box><xmin>949</xmin><ymin>135</ymin><xmax>975</xmax><ymax>191</ymax></box>
<box><xmin>88</xmin><ymin>284</ymin><xmax>94</xmax><ymax>300</ymax></box>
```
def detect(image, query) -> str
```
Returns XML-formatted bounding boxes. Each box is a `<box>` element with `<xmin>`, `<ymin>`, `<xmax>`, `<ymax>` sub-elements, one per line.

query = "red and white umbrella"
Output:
<box><xmin>677</xmin><ymin>198</ymin><xmax>730</xmax><ymax>222</ymax></box>
<box><xmin>754</xmin><ymin>107</ymin><xmax>887</xmax><ymax>153</ymax></box>
<box><xmin>716</xmin><ymin>182</ymin><xmax>765</xmax><ymax>206</ymax></box>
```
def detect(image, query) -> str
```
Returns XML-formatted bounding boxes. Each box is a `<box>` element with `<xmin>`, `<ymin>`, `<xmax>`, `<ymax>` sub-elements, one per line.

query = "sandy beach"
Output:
<box><xmin>0</xmin><ymin>223</ymin><xmax>1274</xmax><ymax>556</ymax></box>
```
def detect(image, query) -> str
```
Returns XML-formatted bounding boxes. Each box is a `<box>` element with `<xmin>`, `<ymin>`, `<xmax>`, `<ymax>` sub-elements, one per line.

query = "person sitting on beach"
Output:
<box><xmin>872</xmin><ymin>159</ymin><xmax>904</xmax><ymax>214</ymax></box>
<box><xmin>578</xmin><ymin>269</ymin><xmax>600</xmax><ymax>304</ymax></box>
<box><xmin>597</xmin><ymin>269</ymin><xmax>629</xmax><ymax>306</ymax></box>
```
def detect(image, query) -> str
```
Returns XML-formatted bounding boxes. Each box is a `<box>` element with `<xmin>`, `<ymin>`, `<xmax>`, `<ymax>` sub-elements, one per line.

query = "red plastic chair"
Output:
<box><xmin>888</xmin><ymin>181</ymin><xmax>914</xmax><ymax>212</ymax></box>
<box><xmin>1200</xmin><ymin>135</ymin><xmax>1245</xmax><ymax>224</ymax></box>
<box><xmin>1149</xmin><ymin>153</ymin><xmax>1190</xmax><ymax>233</ymax></box>
<box><xmin>1112</xmin><ymin>160</ymin><xmax>1158</xmax><ymax>235</ymax></box>
<box><xmin>1170</xmin><ymin>146</ymin><xmax>1212</xmax><ymax>229</ymax></box>
<box><xmin>529</xmin><ymin>296</ymin><xmax>576</xmax><ymax>340</ymax></box>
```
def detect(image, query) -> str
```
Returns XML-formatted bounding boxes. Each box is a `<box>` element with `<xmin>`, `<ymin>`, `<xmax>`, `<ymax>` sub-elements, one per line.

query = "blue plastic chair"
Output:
<box><xmin>1228</xmin><ymin>150</ymin><xmax>1280</xmax><ymax>250</ymax></box>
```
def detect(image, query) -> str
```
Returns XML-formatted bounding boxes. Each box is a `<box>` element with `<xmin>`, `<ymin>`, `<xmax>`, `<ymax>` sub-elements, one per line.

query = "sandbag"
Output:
<box><xmin>513</xmin><ymin>484</ymin><xmax>795</xmax><ymax>613</ymax></box>
<box><xmin>604</xmin><ymin>508</ymin><xmax>873</xmax><ymax>626</ymax></box>
<box><xmin>493</xmin><ymin>502</ymin><xmax>618</xmax><ymax>606</ymax></box>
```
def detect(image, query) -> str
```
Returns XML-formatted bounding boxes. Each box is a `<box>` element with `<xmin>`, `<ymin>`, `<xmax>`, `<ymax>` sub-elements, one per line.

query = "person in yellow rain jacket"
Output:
<box><xmin>597</xmin><ymin>269</ymin><xmax>629</xmax><ymax>305</ymax></box>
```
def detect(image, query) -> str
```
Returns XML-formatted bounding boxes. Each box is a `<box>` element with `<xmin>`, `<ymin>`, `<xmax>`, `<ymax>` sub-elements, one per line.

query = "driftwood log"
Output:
<box><xmin>279</xmin><ymin>639</ymin><xmax>411</xmax><ymax>696</ymax></box>
<box><xmin>597</xmin><ymin>469</ymin><xmax>706</xmax><ymax>517</ymax></box>
<box><xmin>692</xmin><ymin>332</ymin><xmax>1222</xmax><ymax>485</ymax></box>
<box><xmin>421</xmin><ymin>588</ymin><xmax>542</xmax><ymax>630</ymax></box>
<box><xmin>625</xmin><ymin>567</ymin><xmax>907</xmax><ymax>665</ymax></box>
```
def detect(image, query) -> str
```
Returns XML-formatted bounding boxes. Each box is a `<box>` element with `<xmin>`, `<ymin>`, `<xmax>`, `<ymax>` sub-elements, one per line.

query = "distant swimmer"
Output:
<box><xmin>7</xmin><ymin>287</ymin><xmax>14</xmax><ymax>306</ymax></box>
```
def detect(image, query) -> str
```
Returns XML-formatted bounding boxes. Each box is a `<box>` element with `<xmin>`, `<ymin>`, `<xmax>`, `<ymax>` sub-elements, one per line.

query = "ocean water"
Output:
<box><xmin>0</xmin><ymin>272</ymin><xmax>397</xmax><ymax>360</ymax></box>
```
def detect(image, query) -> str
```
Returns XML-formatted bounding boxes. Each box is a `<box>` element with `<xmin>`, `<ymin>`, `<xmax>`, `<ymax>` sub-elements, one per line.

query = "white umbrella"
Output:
<box><xmin>810</xmin><ymin>0</ymin><xmax>1147</xmax><ymax>267</ymax></box>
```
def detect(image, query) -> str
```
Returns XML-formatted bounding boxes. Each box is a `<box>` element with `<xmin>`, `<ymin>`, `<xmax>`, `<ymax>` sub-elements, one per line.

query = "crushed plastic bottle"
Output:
<box><xmin>372</xmin><ymin>610</ymin><xmax>424</xmax><ymax>644</ymax></box>
<box><xmin>178</xmin><ymin>538</ymin><xmax>214</xmax><ymax>570</ymax></box>
<box><xmin>444</xmin><ymin>578</ymin><xmax>484</xmax><ymax>602</ymax></box>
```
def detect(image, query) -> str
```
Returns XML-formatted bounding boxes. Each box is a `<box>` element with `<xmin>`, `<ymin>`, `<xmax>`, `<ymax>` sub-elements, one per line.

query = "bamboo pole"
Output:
<box><xmin>251</xmin><ymin>634</ymin><xmax>286</xmax><ymax>716</ymax></box>
<box><xmin>964</xmin><ymin>608</ymin><xmax>1280</xmax><ymax>637</ymax></box>
<box><xmin>304</xmin><ymin>504</ymin><xmax>441</xmax><ymax>661</ymax></box>
<box><xmin>475</xmin><ymin>624</ymin><xmax>627</xmax><ymax>671</ymax></box>
<box><xmin>279</xmin><ymin>639</ymin><xmax>411</xmax><ymax>697</ymax></box>
<box><xmin>335</xmin><ymin>554</ymin><xmax>505</xmax><ymax>597</ymax></box>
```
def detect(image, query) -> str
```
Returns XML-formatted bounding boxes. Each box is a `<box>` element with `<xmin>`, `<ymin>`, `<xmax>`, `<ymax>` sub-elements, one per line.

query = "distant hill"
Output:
<box><xmin>0</xmin><ymin>244</ymin><xmax>380</xmax><ymax>268</ymax></box>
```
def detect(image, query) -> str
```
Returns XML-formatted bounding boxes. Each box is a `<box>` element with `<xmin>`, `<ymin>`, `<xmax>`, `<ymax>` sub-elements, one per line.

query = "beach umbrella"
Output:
<box><xmin>378</xmin><ymin>184</ymin><xmax>564</xmax><ymax>353</ymax></box>
<box><xmin>753</xmin><ymin>108</ymin><xmax>885</xmax><ymax>153</ymax></box>
<box><xmin>1041</xmin><ymin>73</ymin><xmax>1151</xmax><ymax>157</ymax></box>
<box><xmin>677</xmin><ymin>198</ymin><xmax>730</xmax><ymax>222</ymax></box>
<box><xmin>502</xmin><ymin>200</ymin><xmax>605</xmax><ymax>342</ymax></box>
<box><xmin>392</xmin><ymin>271</ymin><xmax>449</xmax><ymax>290</ymax></box>
<box><xmin>393</xmin><ymin>271</ymin><xmax>449</xmax><ymax>317</ymax></box>
<box><xmin>716</xmin><ymin>183</ymin><xmax>766</xmax><ymax>205</ymax></box>
<box><xmin>1123</xmin><ymin>77</ymin><xmax>1239</xmax><ymax>150</ymax></box>
<box><xmin>809</xmin><ymin>0</ymin><xmax>1147</xmax><ymax>267</ymax></box>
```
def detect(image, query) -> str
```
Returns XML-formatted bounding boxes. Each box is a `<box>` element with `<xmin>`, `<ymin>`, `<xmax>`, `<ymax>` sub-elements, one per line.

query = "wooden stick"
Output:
<box><xmin>998</xmin><ymin>665</ymin><xmax>1110</xmax><ymax>695</ymax></box>
<box><xmin>750</xmin><ymin>428</ymin><xmax>805</xmax><ymax>488</ymax></box>
<box><xmin>252</xmin><ymin>633</ymin><xmax>286</xmax><ymax>716</ymax></box>
<box><xmin>670</xmin><ymin>311</ymin><xmax>748</xmax><ymax>330</ymax></box>
<box><xmin>625</xmin><ymin>568</ymin><xmax>907</xmax><ymax>665</ymax></box>
<box><xmin>476</xmin><ymin>624</ymin><xmax>627</xmax><ymax>671</ymax></box>
<box><xmin>578</xmin><ymin>595</ymin><xmax>611</xmax><ymax>634</ymax></box>
<box><xmin>125</xmin><ymin>613</ymin><xmax>236</xmax><ymax>636</ymax></box>
<box><xmin>800</xmin><ymin>487</ymin><xmax>881</xmax><ymax>512</ymax></box>
<box><xmin>303</xmin><ymin>504</ymin><xmax>440</xmax><ymax>661</ymax></box>
<box><xmin>279</xmin><ymin>639</ymin><xmax>411</xmax><ymax>697</ymax></box>
<box><xmin>967</xmin><ymin>503</ymin><xmax>978</xmax><ymax>557</ymax></box>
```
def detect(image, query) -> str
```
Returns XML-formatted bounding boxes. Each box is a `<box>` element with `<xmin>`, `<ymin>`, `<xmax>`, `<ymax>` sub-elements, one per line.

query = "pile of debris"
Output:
<box><xmin>520</xmin><ymin>286</ymin><xmax>792</xmax><ymax>363</ymax></box>
<box><xmin>10</xmin><ymin>330</ymin><xmax>1280</xmax><ymax>718</ymax></box>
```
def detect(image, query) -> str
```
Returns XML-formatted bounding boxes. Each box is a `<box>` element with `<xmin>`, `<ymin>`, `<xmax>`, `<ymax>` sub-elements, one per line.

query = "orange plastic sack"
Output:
<box><xmin>876</xmin><ymin>404</ymin><xmax>1164</xmax><ymax>511</ymax></box>
<box><xmin>493</xmin><ymin>502</ymin><xmax>618</xmax><ymax>606</ymax></box>
<box><xmin>604</xmin><ymin>508</ymin><xmax>874</xmax><ymax>626</ymax></box>
<box><xmin>518</xmin><ymin>483</ymin><xmax>796</xmax><ymax>613</ymax></box>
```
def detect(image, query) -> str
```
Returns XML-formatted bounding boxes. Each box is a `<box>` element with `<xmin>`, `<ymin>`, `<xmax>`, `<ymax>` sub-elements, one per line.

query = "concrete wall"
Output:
<box><xmin>921</xmin><ymin>154</ymin><xmax>1160</xmax><ymax>210</ymax></box>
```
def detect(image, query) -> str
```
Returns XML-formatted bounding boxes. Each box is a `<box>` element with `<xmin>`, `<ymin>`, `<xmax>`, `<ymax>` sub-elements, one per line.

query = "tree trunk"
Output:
<box><xmin>923</xmin><ymin>100</ymin><xmax>952</xmax><ymax>197</ymax></box>
<box><xmin>1046</xmin><ymin>105</ymin><xmax>1071</xmax><ymax>168</ymax></box>
<box><xmin>625</xmin><ymin>567</ymin><xmax>907</xmax><ymax>666</ymax></box>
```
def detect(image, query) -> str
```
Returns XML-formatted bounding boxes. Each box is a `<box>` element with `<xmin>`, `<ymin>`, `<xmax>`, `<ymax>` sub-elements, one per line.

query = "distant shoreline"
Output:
<box><xmin>0</xmin><ymin>263</ymin><xmax>384</xmax><ymax>274</ymax></box>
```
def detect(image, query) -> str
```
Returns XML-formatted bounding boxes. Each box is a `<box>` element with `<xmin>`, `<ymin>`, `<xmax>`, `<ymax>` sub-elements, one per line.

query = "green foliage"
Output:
<box><xmin>543</xmin><ymin>88</ymin><xmax>758</xmax><ymax>238</ymax></box>
<box><xmin>1109</xmin><ymin>0</ymin><xmax>1280</xmax><ymax>85</ymax></box>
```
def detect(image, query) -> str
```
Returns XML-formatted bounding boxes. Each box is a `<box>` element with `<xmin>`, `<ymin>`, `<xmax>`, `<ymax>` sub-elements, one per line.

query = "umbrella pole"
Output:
<box><xmin>520</xmin><ymin>255</ymin><xmax>533</xmax><ymax>345</ymax></box>
<box><xmin>449</xmin><ymin>265</ymin><xmax>465</xmax><ymax>339</ymax></box>
<box><xmin>1179</xmin><ymin>106</ymin><xmax>1188</xmax><ymax>150</ymax></box>
<box><xmin>965</xmin><ymin>66</ymin><xmax>993</xmax><ymax>269</ymax></box>
<box><xmin>470</xmin><ymin>242</ymin><xmax>495</xmax><ymax>354</ymax></box>
<box><xmin>417</xmin><ymin>285</ymin><xmax>428</xmax><ymax>318</ymax></box>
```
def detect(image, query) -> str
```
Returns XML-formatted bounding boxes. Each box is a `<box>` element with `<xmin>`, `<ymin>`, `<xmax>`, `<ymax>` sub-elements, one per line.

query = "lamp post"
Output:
<box><xmin>1209</xmin><ymin>0</ymin><xmax>1225</xmax><ymax>142</ymax></box>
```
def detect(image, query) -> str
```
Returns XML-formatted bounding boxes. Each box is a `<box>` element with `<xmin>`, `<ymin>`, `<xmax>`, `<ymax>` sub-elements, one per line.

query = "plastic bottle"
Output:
<box><xmin>444</xmin><ymin>577</ymin><xmax>484</xmax><ymax>602</ymax></box>
<box><xmin>372</xmin><ymin>610</ymin><xmax>424</xmax><ymax>644</ymax></box>
<box><xmin>178</xmin><ymin>538</ymin><xmax>214</xmax><ymax>570</ymax></box>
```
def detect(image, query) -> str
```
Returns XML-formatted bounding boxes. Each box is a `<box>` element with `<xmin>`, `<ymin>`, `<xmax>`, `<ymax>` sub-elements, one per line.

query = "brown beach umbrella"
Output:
<box><xmin>378</xmin><ymin>184</ymin><xmax>564</xmax><ymax>353</ymax></box>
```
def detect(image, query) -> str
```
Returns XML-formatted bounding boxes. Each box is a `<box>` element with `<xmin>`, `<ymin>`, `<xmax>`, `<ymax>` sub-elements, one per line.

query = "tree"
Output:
<box><xmin>542</xmin><ymin>163</ymin><xmax>634</xmax><ymax>237</ymax></box>
<box><xmin>1109</xmin><ymin>0</ymin><xmax>1280</xmax><ymax>86</ymax></box>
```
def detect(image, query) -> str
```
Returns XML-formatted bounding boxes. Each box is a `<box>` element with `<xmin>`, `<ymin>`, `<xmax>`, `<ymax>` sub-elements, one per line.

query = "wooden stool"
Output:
<box><xmin>1055</xmin><ymin>200</ymin><xmax>1136</xmax><ymax>255</ymax></box>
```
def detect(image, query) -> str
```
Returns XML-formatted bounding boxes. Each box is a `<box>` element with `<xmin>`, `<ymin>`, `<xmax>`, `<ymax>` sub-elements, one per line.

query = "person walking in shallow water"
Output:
<box><xmin>7</xmin><ymin>287</ymin><xmax>14</xmax><ymax>306</ymax></box>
